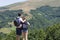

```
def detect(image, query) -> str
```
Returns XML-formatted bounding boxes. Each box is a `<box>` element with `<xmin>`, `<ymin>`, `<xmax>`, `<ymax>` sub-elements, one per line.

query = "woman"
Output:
<box><xmin>22</xmin><ymin>16</ymin><xmax>30</xmax><ymax>40</ymax></box>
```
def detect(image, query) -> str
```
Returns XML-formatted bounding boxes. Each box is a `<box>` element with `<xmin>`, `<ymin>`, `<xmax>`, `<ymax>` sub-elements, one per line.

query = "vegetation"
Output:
<box><xmin>0</xmin><ymin>9</ymin><xmax>23</xmax><ymax>28</ymax></box>
<box><xmin>0</xmin><ymin>6</ymin><xmax>60</xmax><ymax>28</ymax></box>
<box><xmin>0</xmin><ymin>23</ymin><xmax>60</xmax><ymax>40</ymax></box>
<box><xmin>30</xmin><ymin>5</ymin><xmax>60</xmax><ymax>28</ymax></box>
<box><xmin>0</xmin><ymin>5</ymin><xmax>60</xmax><ymax>40</ymax></box>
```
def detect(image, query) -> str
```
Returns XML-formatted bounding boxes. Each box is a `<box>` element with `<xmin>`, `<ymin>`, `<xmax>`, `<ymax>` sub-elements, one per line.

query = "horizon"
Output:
<box><xmin>0</xmin><ymin>0</ymin><xmax>27</xmax><ymax>7</ymax></box>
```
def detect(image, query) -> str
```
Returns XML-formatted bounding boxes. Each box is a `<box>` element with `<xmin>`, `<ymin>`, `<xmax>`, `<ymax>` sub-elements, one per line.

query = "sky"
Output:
<box><xmin>0</xmin><ymin>0</ymin><xmax>27</xmax><ymax>7</ymax></box>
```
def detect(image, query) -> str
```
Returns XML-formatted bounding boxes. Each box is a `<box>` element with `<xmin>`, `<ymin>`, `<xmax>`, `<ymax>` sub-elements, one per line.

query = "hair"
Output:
<box><xmin>18</xmin><ymin>13</ymin><xmax>21</xmax><ymax>16</ymax></box>
<box><xmin>22</xmin><ymin>16</ymin><xmax>26</xmax><ymax>20</ymax></box>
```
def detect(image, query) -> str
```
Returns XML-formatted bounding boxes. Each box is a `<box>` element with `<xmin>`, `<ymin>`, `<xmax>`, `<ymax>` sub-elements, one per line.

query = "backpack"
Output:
<box><xmin>23</xmin><ymin>21</ymin><xmax>29</xmax><ymax>28</ymax></box>
<box><xmin>14</xmin><ymin>18</ymin><xmax>21</xmax><ymax>27</ymax></box>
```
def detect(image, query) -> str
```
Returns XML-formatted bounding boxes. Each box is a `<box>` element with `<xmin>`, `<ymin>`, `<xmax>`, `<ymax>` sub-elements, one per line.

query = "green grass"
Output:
<box><xmin>0</xmin><ymin>26</ymin><xmax>16</xmax><ymax>34</ymax></box>
<box><xmin>10</xmin><ymin>26</ymin><xmax>16</xmax><ymax>31</ymax></box>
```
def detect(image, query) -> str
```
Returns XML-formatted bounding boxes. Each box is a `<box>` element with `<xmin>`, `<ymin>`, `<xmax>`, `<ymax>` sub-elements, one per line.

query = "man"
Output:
<box><xmin>16</xmin><ymin>13</ymin><xmax>26</xmax><ymax>40</ymax></box>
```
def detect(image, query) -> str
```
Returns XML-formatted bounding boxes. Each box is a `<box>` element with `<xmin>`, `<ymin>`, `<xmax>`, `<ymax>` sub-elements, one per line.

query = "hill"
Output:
<box><xmin>30</xmin><ymin>6</ymin><xmax>60</xmax><ymax>28</ymax></box>
<box><xmin>0</xmin><ymin>0</ymin><xmax>60</xmax><ymax>40</ymax></box>
<box><xmin>0</xmin><ymin>0</ymin><xmax>60</xmax><ymax>28</ymax></box>
<box><xmin>0</xmin><ymin>0</ymin><xmax>60</xmax><ymax>12</ymax></box>
<box><xmin>0</xmin><ymin>6</ymin><xmax>60</xmax><ymax>28</ymax></box>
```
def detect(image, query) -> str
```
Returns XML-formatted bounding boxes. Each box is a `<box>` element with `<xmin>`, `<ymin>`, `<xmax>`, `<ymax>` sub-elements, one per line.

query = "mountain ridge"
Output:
<box><xmin>0</xmin><ymin>0</ymin><xmax>60</xmax><ymax>12</ymax></box>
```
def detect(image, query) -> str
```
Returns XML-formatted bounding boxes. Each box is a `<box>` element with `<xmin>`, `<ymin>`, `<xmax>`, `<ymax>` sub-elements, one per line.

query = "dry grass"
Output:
<box><xmin>0</xmin><ymin>28</ymin><xmax>11</xmax><ymax>34</ymax></box>
<box><xmin>0</xmin><ymin>27</ymin><xmax>16</xmax><ymax>34</ymax></box>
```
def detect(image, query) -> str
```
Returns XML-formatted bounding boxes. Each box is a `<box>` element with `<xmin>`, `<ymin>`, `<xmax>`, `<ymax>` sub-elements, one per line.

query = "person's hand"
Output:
<box><xmin>17</xmin><ymin>24</ymin><xmax>22</xmax><ymax>28</ymax></box>
<box><xmin>27</xmin><ymin>22</ymin><xmax>30</xmax><ymax>25</ymax></box>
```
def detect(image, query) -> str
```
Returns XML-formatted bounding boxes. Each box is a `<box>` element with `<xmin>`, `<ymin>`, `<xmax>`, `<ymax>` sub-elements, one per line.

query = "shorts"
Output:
<box><xmin>22</xmin><ymin>28</ymin><xmax>28</xmax><ymax>32</ymax></box>
<box><xmin>16</xmin><ymin>28</ymin><xmax>22</xmax><ymax>35</ymax></box>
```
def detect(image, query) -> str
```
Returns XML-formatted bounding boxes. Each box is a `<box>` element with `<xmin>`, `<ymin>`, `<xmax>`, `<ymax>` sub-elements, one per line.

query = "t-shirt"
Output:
<box><xmin>17</xmin><ymin>17</ymin><xmax>24</xmax><ymax>22</ymax></box>
<box><xmin>16</xmin><ymin>17</ymin><xmax>22</xmax><ymax>28</ymax></box>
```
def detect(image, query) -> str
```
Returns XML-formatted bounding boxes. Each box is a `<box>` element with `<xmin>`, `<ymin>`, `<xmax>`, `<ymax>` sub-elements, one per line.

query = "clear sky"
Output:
<box><xmin>0</xmin><ymin>0</ymin><xmax>27</xmax><ymax>7</ymax></box>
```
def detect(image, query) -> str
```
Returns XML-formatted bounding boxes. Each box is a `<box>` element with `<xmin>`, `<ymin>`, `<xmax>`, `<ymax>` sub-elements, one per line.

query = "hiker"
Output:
<box><xmin>22</xmin><ymin>16</ymin><xmax>30</xmax><ymax>40</ymax></box>
<box><xmin>14</xmin><ymin>13</ymin><xmax>26</xmax><ymax>40</ymax></box>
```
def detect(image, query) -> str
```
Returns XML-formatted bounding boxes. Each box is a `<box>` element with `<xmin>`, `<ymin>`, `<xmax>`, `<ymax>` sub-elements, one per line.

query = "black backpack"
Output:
<box><xmin>14</xmin><ymin>18</ymin><xmax>21</xmax><ymax>27</ymax></box>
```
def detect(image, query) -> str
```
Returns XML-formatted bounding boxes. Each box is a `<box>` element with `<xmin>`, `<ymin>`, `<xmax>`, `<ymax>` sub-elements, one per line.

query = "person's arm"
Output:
<box><xmin>27</xmin><ymin>22</ymin><xmax>30</xmax><ymax>25</ymax></box>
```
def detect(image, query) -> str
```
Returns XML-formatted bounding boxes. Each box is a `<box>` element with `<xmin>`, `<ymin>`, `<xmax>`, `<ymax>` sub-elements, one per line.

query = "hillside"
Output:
<box><xmin>0</xmin><ymin>0</ymin><xmax>60</xmax><ymax>28</ymax></box>
<box><xmin>30</xmin><ymin>6</ymin><xmax>60</xmax><ymax>28</ymax></box>
<box><xmin>0</xmin><ymin>0</ymin><xmax>60</xmax><ymax>40</ymax></box>
<box><xmin>0</xmin><ymin>6</ymin><xmax>60</xmax><ymax>28</ymax></box>
<box><xmin>0</xmin><ymin>0</ymin><xmax>60</xmax><ymax>12</ymax></box>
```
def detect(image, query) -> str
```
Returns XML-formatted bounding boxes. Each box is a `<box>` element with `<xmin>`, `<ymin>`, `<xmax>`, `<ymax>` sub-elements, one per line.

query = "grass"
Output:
<box><xmin>0</xmin><ymin>26</ymin><xmax>16</xmax><ymax>34</ymax></box>
<box><xmin>0</xmin><ymin>28</ymin><xmax>11</xmax><ymax>34</ymax></box>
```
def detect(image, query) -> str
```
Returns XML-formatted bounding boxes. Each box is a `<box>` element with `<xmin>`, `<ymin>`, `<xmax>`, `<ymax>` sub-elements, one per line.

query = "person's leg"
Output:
<box><xmin>16</xmin><ymin>28</ymin><xmax>22</xmax><ymax>40</ymax></box>
<box><xmin>16</xmin><ymin>35</ymin><xmax>20</xmax><ymax>40</ymax></box>
<box><xmin>25</xmin><ymin>30</ymin><xmax>28</xmax><ymax>40</ymax></box>
<box><xmin>22</xmin><ymin>32</ymin><xmax>25</xmax><ymax>40</ymax></box>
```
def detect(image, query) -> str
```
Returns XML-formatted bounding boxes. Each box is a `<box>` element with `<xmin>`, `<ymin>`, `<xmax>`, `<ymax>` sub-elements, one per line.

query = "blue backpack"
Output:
<box><xmin>14</xmin><ymin>18</ymin><xmax>21</xmax><ymax>27</ymax></box>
